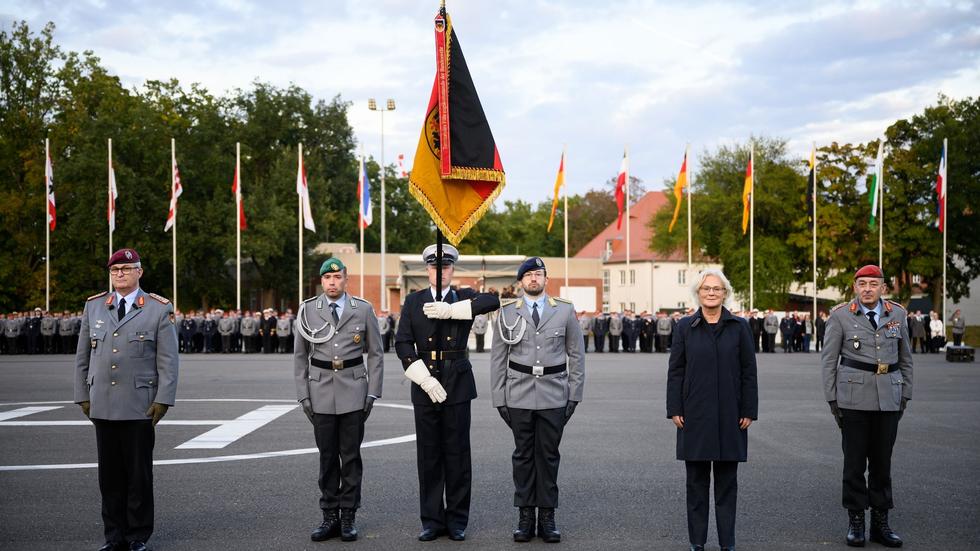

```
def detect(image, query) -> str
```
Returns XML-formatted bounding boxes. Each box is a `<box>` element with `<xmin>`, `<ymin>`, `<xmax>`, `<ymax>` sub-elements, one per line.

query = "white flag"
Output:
<box><xmin>297</xmin><ymin>149</ymin><xmax>315</xmax><ymax>232</ymax></box>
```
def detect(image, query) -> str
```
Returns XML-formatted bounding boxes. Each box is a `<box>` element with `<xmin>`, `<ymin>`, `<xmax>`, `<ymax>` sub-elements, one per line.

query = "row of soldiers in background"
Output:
<box><xmin>575</xmin><ymin>310</ymin><xmax>685</xmax><ymax>353</ymax></box>
<box><xmin>2</xmin><ymin>309</ymin><xmax>83</xmax><ymax>354</ymax></box>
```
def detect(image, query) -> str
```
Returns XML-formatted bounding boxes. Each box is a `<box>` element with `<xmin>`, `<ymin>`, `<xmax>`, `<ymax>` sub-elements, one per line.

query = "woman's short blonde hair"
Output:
<box><xmin>690</xmin><ymin>268</ymin><xmax>734</xmax><ymax>308</ymax></box>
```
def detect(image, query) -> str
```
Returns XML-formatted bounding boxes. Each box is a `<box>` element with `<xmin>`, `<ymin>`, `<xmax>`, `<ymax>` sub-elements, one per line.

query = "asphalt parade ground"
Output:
<box><xmin>1</xmin><ymin>350</ymin><xmax>978</xmax><ymax>550</ymax></box>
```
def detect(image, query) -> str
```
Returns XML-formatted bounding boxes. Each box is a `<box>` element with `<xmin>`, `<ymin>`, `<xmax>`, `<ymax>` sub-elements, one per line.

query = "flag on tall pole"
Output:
<box><xmin>232</xmin><ymin>150</ymin><xmax>246</xmax><ymax>231</ymax></box>
<box><xmin>669</xmin><ymin>149</ymin><xmax>687</xmax><ymax>233</ymax></box>
<box><xmin>297</xmin><ymin>145</ymin><xmax>315</xmax><ymax>231</ymax></box>
<box><xmin>686</xmin><ymin>144</ymin><xmax>692</xmax><ymax>266</ymax></box>
<box><xmin>358</xmin><ymin>155</ymin><xmax>371</xmax><ymax>295</ymax></box>
<box><xmin>166</xmin><ymin>139</ymin><xmax>182</xmax><ymax>306</ymax></box>
<box><xmin>938</xmin><ymin>137</ymin><xmax>948</xmax><ymax>332</ymax></box>
<box><xmin>615</xmin><ymin>150</ymin><xmax>627</xmax><ymax>230</ymax></box>
<box><xmin>234</xmin><ymin>142</ymin><xmax>243</xmax><ymax>310</ymax></box>
<box><xmin>868</xmin><ymin>141</ymin><xmax>883</xmax><ymax>229</ymax></box>
<box><xmin>407</xmin><ymin>2</ymin><xmax>505</xmax><ymax>247</ymax></box>
<box><xmin>547</xmin><ymin>151</ymin><xmax>565</xmax><ymax>232</ymax></box>
<box><xmin>741</xmin><ymin>149</ymin><xmax>753</xmax><ymax>235</ymax></box>
<box><xmin>809</xmin><ymin>143</ymin><xmax>818</xmax><ymax>326</ymax></box>
<box><xmin>562</xmin><ymin>146</ymin><xmax>569</xmax><ymax>294</ymax></box>
<box><xmin>45</xmin><ymin>138</ymin><xmax>54</xmax><ymax>311</ymax></box>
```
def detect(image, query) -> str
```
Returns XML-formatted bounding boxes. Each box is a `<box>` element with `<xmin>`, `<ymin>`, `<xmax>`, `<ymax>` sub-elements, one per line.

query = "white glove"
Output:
<box><xmin>423</xmin><ymin>299</ymin><xmax>472</xmax><ymax>320</ymax></box>
<box><xmin>404</xmin><ymin>359</ymin><xmax>448</xmax><ymax>403</ymax></box>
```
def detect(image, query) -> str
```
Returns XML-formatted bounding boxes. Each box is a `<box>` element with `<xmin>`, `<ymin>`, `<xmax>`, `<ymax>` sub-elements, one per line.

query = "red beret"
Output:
<box><xmin>107</xmin><ymin>248</ymin><xmax>140</xmax><ymax>267</ymax></box>
<box><xmin>854</xmin><ymin>264</ymin><xmax>884</xmax><ymax>279</ymax></box>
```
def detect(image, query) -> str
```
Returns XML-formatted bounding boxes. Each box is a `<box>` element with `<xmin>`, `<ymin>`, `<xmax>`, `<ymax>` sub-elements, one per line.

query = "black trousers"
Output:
<box><xmin>221</xmin><ymin>334</ymin><xmax>231</xmax><ymax>353</ymax></box>
<box><xmin>609</xmin><ymin>335</ymin><xmax>619</xmax><ymax>352</ymax></box>
<box><xmin>593</xmin><ymin>334</ymin><xmax>605</xmax><ymax>352</ymax></box>
<box><xmin>475</xmin><ymin>334</ymin><xmax>485</xmax><ymax>352</ymax></box>
<box><xmin>953</xmin><ymin>334</ymin><xmax>963</xmax><ymax>346</ymax></box>
<box><xmin>93</xmin><ymin>419</ymin><xmax>154</xmax><ymax>544</ymax></box>
<box><xmin>685</xmin><ymin>461</ymin><xmax>738</xmax><ymax>548</ymax></box>
<box><xmin>508</xmin><ymin>407</ymin><xmax>565</xmax><ymax>507</ymax></box>
<box><xmin>383</xmin><ymin>331</ymin><xmax>392</xmax><ymax>352</ymax></box>
<box><xmin>313</xmin><ymin>410</ymin><xmax>366</xmax><ymax>510</ymax></box>
<box><xmin>840</xmin><ymin>408</ymin><xmax>900</xmax><ymax>510</ymax></box>
<box><xmin>582</xmin><ymin>334</ymin><xmax>589</xmax><ymax>352</ymax></box>
<box><xmin>413</xmin><ymin>401</ymin><xmax>472</xmax><ymax>532</ymax></box>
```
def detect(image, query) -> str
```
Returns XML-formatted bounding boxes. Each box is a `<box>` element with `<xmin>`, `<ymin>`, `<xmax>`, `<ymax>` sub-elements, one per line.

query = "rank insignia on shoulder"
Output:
<box><xmin>87</xmin><ymin>291</ymin><xmax>109</xmax><ymax>302</ymax></box>
<box><xmin>147</xmin><ymin>293</ymin><xmax>171</xmax><ymax>304</ymax></box>
<box><xmin>553</xmin><ymin>297</ymin><xmax>573</xmax><ymax>304</ymax></box>
<box><xmin>500</xmin><ymin>298</ymin><xmax>518</xmax><ymax>307</ymax></box>
<box><xmin>547</xmin><ymin>297</ymin><xmax>558</xmax><ymax>307</ymax></box>
<box><xmin>830</xmin><ymin>302</ymin><xmax>847</xmax><ymax>313</ymax></box>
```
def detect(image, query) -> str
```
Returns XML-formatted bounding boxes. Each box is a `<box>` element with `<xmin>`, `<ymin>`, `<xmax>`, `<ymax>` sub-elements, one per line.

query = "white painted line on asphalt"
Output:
<box><xmin>0</xmin><ymin>433</ymin><xmax>417</xmax><ymax>471</ymax></box>
<box><xmin>0</xmin><ymin>420</ymin><xmax>222</xmax><ymax>426</ymax></box>
<box><xmin>175</xmin><ymin>405</ymin><xmax>298</xmax><ymax>449</ymax></box>
<box><xmin>0</xmin><ymin>398</ymin><xmax>416</xmax><ymax>409</ymax></box>
<box><xmin>0</xmin><ymin>406</ymin><xmax>62</xmax><ymax>421</ymax></box>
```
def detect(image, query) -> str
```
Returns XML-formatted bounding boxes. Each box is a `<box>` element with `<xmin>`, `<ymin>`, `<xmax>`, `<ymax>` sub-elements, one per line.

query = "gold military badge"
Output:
<box><xmin>353</xmin><ymin>333</ymin><xmax>362</xmax><ymax>344</ymax></box>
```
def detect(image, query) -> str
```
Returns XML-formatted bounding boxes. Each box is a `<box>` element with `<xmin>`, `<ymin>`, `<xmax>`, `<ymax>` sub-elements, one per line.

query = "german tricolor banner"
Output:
<box><xmin>409</xmin><ymin>3</ymin><xmax>505</xmax><ymax>246</ymax></box>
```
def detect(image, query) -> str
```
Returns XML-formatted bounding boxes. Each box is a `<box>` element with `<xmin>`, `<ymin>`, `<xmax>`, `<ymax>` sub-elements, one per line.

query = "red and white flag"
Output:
<box><xmin>615</xmin><ymin>150</ymin><xmax>628</xmax><ymax>230</ymax></box>
<box><xmin>397</xmin><ymin>153</ymin><xmax>408</xmax><ymax>178</ymax></box>
<box><xmin>936</xmin><ymin>140</ymin><xmax>947</xmax><ymax>232</ymax></box>
<box><xmin>45</xmin><ymin>141</ymin><xmax>56</xmax><ymax>232</ymax></box>
<box><xmin>164</xmin><ymin>157</ymin><xmax>183</xmax><ymax>232</ymax></box>
<box><xmin>232</xmin><ymin>163</ymin><xmax>246</xmax><ymax>230</ymax></box>
<box><xmin>297</xmin><ymin>148</ymin><xmax>315</xmax><ymax>231</ymax></box>
<box><xmin>108</xmin><ymin>159</ymin><xmax>118</xmax><ymax>232</ymax></box>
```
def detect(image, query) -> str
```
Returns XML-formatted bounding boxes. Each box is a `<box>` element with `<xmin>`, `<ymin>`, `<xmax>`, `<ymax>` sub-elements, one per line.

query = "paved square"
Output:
<box><xmin>1</xmin><ymin>351</ymin><xmax>977</xmax><ymax>550</ymax></box>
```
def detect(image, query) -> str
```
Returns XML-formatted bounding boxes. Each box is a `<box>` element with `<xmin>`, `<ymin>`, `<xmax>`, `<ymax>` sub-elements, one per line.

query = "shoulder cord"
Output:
<box><xmin>496</xmin><ymin>306</ymin><xmax>527</xmax><ymax>345</ymax></box>
<box><xmin>295</xmin><ymin>301</ymin><xmax>336</xmax><ymax>345</ymax></box>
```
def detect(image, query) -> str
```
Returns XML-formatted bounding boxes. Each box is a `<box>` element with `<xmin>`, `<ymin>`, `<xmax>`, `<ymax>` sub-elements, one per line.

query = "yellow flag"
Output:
<box><xmin>741</xmin><ymin>149</ymin><xmax>753</xmax><ymax>235</ymax></box>
<box><xmin>668</xmin><ymin>151</ymin><xmax>687</xmax><ymax>233</ymax></box>
<box><xmin>547</xmin><ymin>152</ymin><xmax>565</xmax><ymax>232</ymax></box>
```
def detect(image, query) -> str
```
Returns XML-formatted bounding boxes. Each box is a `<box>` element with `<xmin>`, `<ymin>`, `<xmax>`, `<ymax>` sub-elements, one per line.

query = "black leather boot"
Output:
<box><xmin>846</xmin><ymin>509</ymin><xmax>865</xmax><ymax>547</ymax></box>
<box><xmin>870</xmin><ymin>508</ymin><xmax>902</xmax><ymax>548</ymax></box>
<box><xmin>513</xmin><ymin>507</ymin><xmax>536</xmax><ymax>542</ymax></box>
<box><xmin>537</xmin><ymin>507</ymin><xmax>561</xmax><ymax>543</ymax></box>
<box><xmin>311</xmin><ymin>508</ymin><xmax>340</xmax><ymax>541</ymax></box>
<box><xmin>340</xmin><ymin>508</ymin><xmax>358</xmax><ymax>542</ymax></box>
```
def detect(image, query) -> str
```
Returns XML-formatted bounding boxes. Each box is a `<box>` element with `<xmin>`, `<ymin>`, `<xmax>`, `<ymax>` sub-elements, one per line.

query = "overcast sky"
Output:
<box><xmin>4</xmin><ymin>0</ymin><xmax>978</xmax><ymax>204</ymax></box>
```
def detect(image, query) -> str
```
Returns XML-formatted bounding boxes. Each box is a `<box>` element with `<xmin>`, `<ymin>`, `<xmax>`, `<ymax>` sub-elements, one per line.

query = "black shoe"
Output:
<box><xmin>340</xmin><ymin>508</ymin><xmax>358</xmax><ymax>542</ymax></box>
<box><xmin>129</xmin><ymin>542</ymin><xmax>147</xmax><ymax>551</ymax></box>
<box><xmin>448</xmin><ymin>529</ymin><xmax>466</xmax><ymax>541</ymax></box>
<box><xmin>418</xmin><ymin>528</ymin><xmax>446</xmax><ymax>541</ymax></box>
<box><xmin>537</xmin><ymin>508</ymin><xmax>561</xmax><ymax>543</ymax></box>
<box><xmin>98</xmin><ymin>543</ymin><xmax>125</xmax><ymax>551</ymax></box>
<box><xmin>513</xmin><ymin>507</ymin><xmax>536</xmax><ymax>542</ymax></box>
<box><xmin>311</xmin><ymin>509</ymin><xmax>340</xmax><ymax>542</ymax></box>
<box><xmin>846</xmin><ymin>509</ymin><xmax>866</xmax><ymax>547</ymax></box>
<box><xmin>870</xmin><ymin>508</ymin><xmax>903</xmax><ymax>548</ymax></box>
<box><xmin>720</xmin><ymin>547</ymin><xmax>735</xmax><ymax>551</ymax></box>
<box><xmin>689</xmin><ymin>546</ymin><xmax>704</xmax><ymax>551</ymax></box>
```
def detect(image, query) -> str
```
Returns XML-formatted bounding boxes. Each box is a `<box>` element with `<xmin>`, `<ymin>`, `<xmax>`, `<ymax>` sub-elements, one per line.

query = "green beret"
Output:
<box><xmin>319</xmin><ymin>258</ymin><xmax>346</xmax><ymax>275</ymax></box>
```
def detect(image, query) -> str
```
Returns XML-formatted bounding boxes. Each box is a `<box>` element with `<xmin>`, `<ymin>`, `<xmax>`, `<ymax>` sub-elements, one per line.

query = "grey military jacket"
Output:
<box><xmin>471</xmin><ymin>313</ymin><xmax>488</xmax><ymax>335</ymax></box>
<box><xmin>577</xmin><ymin>315</ymin><xmax>592</xmax><ymax>336</ymax></box>
<box><xmin>276</xmin><ymin>316</ymin><xmax>292</xmax><ymax>336</ymax></box>
<box><xmin>377</xmin><ymin>315</ymin><xmax>390</xmax><ymax>335</ymax></box>
<box><xmin>490</xmin><ymin>295</ymin><xmax>585</xmax><ymax>410</ymax></box>
<box><xmin>4</xmin><ymin>318</ymin><xmax>22</xmax><ymax>337</ymax></box>
<box><xmin>240</xmin><ymin>316</ymin><xmax>257</xmax><ymax>336</ymax></box>
<box><xmin>294</xmin><ymin>293</ymin><xmax>383</xmax><ymax>415</ymax></box>
<box><xmin>40</xmin><ymin>317</ymin><xmax>57</xmax><ymax>336</ymax></box>
<box><xmin>764</xmin><ymin>314</ymin><xmax>779</xmax><ymax>334</ymax></box>
<box><xmin>59</xmin><ymin>316</ymin><xmax>75</xmax><ymax>336</ymax></box>
<box><xmin>217</xmin><ymin>317</ymin><xmax>235</xmax><ymax>336</ymax></box>
<box><xmin>73</xmin><ymin>289</ymin><xmax>179</xmax><ymax>420</ymax></box>
<box><xmin>656</xmin><ymin>317</ymin><xmax>672</xmax><ymax>335</ymax></box>
<box><xmin>608</xmin><ymin>314</ymin><xmax>623</xmax><ymax>336</ymax></box>
<box><xmin>821</xmin><ymin>299</ymin><xmax>913</xmax><ymax>411</ymax></box>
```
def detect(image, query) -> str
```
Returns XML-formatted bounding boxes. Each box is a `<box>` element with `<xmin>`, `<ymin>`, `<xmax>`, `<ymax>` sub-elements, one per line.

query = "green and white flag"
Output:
<box><xmin>868</xmin><ymin>141</ymin><xmax>883</xmax><ymax>228</ymax></box>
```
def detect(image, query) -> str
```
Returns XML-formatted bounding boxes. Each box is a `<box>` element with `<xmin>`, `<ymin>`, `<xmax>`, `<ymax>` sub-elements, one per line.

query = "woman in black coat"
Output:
<box><xmin>666</xmin><ymin>269</ymin><xmax>758</xmax><ymax>551</ymax></box>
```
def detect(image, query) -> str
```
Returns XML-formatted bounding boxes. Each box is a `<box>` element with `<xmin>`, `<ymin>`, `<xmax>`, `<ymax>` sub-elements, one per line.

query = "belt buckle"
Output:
<box><xmin>532</xmin><ymin>365</ymin><xmax>544</xmax><ymax>376</ymax></box>
<box><xmin>430</xmin><ymin>350</ymin><xmax>438</xmax><ymax>361</ymax></box>
<box><xmin>876</xmin><ymin>363</ymin><xmax>888</xmax><ymax>375</ymax></box>
<box><xmin>332</xmin><ymin>359</ymin><xmax>344</xmax><ymax>370</ymax></box>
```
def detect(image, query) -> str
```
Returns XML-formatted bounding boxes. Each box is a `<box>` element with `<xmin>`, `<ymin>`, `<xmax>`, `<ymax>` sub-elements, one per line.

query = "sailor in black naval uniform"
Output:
<box><xmin>395</xmin><ymin>244</ymin><xmax>500</xmax><ymax>542</ymax></box>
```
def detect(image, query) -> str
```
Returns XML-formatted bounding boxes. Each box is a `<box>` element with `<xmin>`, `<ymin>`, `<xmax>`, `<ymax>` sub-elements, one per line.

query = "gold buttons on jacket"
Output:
<box><xmin>113</xmin><ymin>332</ymin><xmax>118</xmax><ymax>337</ymax></box>
<box><xmin>111</xmin><ymin>365</ymin><xmax>117</xmax><ymax>369</ymax></box>
<box><xmin>110</xmin><ymin>381</ymin><xmax>117</xmax><ymax>386</ymax></box>
<box><xmin>112</xmin><ymin>348</ymin><xmax>118</xmax><ymax>353</ymax></box>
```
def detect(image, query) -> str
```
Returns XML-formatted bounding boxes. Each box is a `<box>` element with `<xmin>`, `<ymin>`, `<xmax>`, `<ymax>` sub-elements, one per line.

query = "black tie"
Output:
<box><xmin>118</xmin><ymin>298</ymin><xmax>126</xmax><ymax>321</ymax></box>
<box><xmin>867</xmin><ymin>311</ymin><xmax>877</xmax><ymax>329</ymax></box>
<box><xmin>532</xmin><ymin>303</ymin><xmax>540</xmax><ymax>327</ymax></box>
<box><xmin>329</xmin><ymin>303</ymin><xmax>339</xmax><ymax>325</ymax></box>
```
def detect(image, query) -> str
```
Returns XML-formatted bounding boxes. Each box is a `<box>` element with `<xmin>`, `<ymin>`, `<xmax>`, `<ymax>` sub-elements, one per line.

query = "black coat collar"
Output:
<box><xmin>690</xmin><ymin>306</ymin><xmax>734</xmax><ymax>327</ymax></box>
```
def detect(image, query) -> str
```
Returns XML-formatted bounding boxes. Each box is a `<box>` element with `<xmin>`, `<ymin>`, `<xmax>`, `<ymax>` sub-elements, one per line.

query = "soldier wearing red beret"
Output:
<box><xmin>821</xmin><ymin>265</ymin><xmax>912</xmax><ymax>548</ymax></box>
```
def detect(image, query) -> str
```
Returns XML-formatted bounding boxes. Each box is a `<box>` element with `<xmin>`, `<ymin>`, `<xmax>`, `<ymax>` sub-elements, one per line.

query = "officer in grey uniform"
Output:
<box><xmin>491</xmin><ymin>257</ymin><xmax>585</xmax><ymax>543</ymax></box>
<box><xmin>73</xmin><ymin>248</ymin><xmax>178</xmax><ymax>551</ymax></box>
<box><xmin>218</xmin><ymin>313</ymin><xmax>235</xmax><ymax>353</ymax></box>
<box><xmin>472</xmin><ymin>313</ymin><xmax>489</xmax><ymax>352</ymax></box>
<box><xmin>4</xmin><ymin>313</ymin><xmax>22</xmax><ymax>353</ymax></box>
<box><xmin>763</xmin><ymin>310</ymin><xmax>779</xmax><ymax>353</ymax></box>
<box><xmin>294</xmin><ymin>257</ymin><xmax>383</xmax><ymax>542</ymax></box>
<box><xmin>577</xmin><ymin>312</ymin><xmax>592</xmax><ymax>352</ymax></box>
<box><xmin>41</xmin><ymin>312</ymin><xmax>58</xmax><ymax>353</ymax></box>
<box><xmin>377</xmin><ymin>312</ymin><xmax>392</xmax><ymax>353</ymax></box>
<box><xmin>656</xmin><ymin>312</ymin><xmax>673</xmax><ymax>353</ymax></box>
<box><xmin>277</xmin><ymin>312</ymin><xmax>293</xmax><ymax>353</ymax></box>
<box><xmin>608</xmin><ymin>311</ymin><xmax>623</xmax><ymax>352</ymax></box>
<box><xmin>59</xmin><ymin>311</ymin><xmax>75</xmax><ymax>354</ymax></box>
<box><xmin>822</xmin><ymin>264</ymin><xmax>912</xmax><ymax>548</ymax></box>
<box><xmin>240</xmin><ymin>312</ymin><xmax>257</xmax><ymax>353</ymax></box>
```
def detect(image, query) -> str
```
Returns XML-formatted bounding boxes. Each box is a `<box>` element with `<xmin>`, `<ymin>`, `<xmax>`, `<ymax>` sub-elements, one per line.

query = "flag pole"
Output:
<box><xmin>942</xmin><ymin>137</ymin><xmax>948</xmax><ymax>333</ymax></box>
<box><xmin>171</xmin><ymin>139</ymin><xmax>178</xmax><ymax>308</ymax></box>
<box><xmin>359</xmin><ymin>153</ymin><xmax>365</xmax><ymax>297</ymax></box>
<box><xmin>236</xmin><ymin>142</ymin><xmax>241</xmax><ymax>311</ymax></box>
<box><xmin>298</xmin><ymin>143</ymin><xmax>304</xmax><ymax>307</ymax></box>
<box><xmin>108</xmin><ymin>138</ymin><xmax>113</xmax><ymax>291</ymax></box>
<box><xmin>563</xmin><ymin>144</ymin><xmax>569</xmax><ymax>296</ymax></box>
<box><xmin>625</xmin><ymin>145</ymin><xmax>630</xmax><ymax>288</ymax></box>
<box><xmin>878</xmin><ymin>144</ymin><xmax>884</xmax><ymax>268</ymax></box>
<box><xmin>812</xmin><ymin>142</ymin><xmax>818</xmax><ymax>326</ymax></box>
<box><xmin>45</xmin><ymin>137</ymin><xmax>51</xmax><ymax>311</ymax></box>
<box><xmin>686</xmin><ymin>143</ymin><xmax>692</xmax><ymax>268</ymax></box>
<box><xmin>749</xmin><ymin>145</ymin><xmax>754</xmax><ymax>311</ymax></box>
<box><xmin>380</xmin><ymin>109</ymin><xmax>387</xmax><ymax>311</ymax></box>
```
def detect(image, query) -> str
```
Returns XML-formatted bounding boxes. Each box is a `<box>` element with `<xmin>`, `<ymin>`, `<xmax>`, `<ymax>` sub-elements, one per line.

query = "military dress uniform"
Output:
<box><xmin>239</xmin><ymin>314</ymin><xmax>257</xmax><ymax>353</ymax></box>
<box><xmin>394</xmin><ymin>244</ymin><xmax>500</xmax><ymax>541</ymax></box>
<box><xmin>472</xmin><ymin>313</ymin><xmax>489</xmax><ymax>353</ymax></box>
<box><xmin>490</xmin><ymin>258</ymin><xmax>585</xmax><ymax>542</ymax></box>
<box><xmin>218</xmin><ymin>316</ymin><xmax>235</xmax><ymax>353</ymax></box>
<box><xmin>277</xmin><ymin>314</ymin><xmax>293</xmax><ymax>353</ymax></box>
<box><xmin>377</xmin><ymin>314</ymin><xmax>392</xmax><ymax>353</ymax></box>
<box><xmin>608</xmin><ymin>313</ymin><xmax>623</xmax><ymax>352</ymax></box>
<box><xmin>822</xmin><ymin>265</ymin><xmax>912</xmax><ymax>548</ymax></box>
<box><xmin>294</xmin><ymin>258</ymin><xmax>383</xmax><ymax>542</ymax></box>
<box><xmin>41</xmin><ymin>313</ymin><xmax>57</xmax><ymax>353</ymax></box>
<box><xmin>73</xmin><ymin>249</ymin><xmax>178</xmax><ymax>551</ymax></box>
